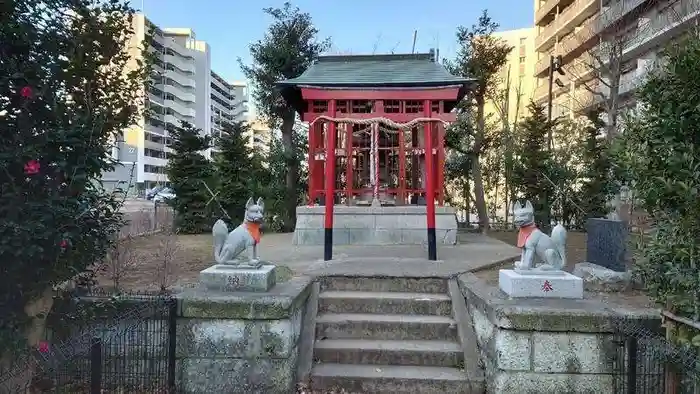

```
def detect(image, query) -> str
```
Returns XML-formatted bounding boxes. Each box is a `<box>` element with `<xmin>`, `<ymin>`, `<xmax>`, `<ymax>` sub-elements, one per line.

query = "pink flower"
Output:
<box><xmin>20</xmin><ymin>86</ymin><xmax>32</xmax><ymax>99</ymax></box>
<box><xmin>37</xmin><ymin>341</ymin><xmax>49</xmax><ymax>353</ymax></box>
<box><xmin>24</xmin><ymin>160</ymin><xmax>40</xmax><ymax>175</ymax></box>
<box><xmin>59</xmin><ymin>239</ymin><xmax>69</xmax><ymax>249</ymax></box>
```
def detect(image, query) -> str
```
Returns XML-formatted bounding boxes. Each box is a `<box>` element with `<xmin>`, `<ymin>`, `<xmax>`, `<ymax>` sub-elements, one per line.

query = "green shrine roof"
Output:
<box><xmin>277</xmin><ymin>52</ymin><xmax>475</xmax><ymax>114</ymax></box>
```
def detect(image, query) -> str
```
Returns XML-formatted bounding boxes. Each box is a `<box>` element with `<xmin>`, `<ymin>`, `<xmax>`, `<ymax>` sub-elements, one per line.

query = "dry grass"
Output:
<box><xmin>94</xmin><ymin>233</ymin><xmax>213</xmax><ymax>292</ymax></box>
<box><xmin>94</xmin><ymin>232</ymin><xmax>296</xmax><ymax>292</ymax></box>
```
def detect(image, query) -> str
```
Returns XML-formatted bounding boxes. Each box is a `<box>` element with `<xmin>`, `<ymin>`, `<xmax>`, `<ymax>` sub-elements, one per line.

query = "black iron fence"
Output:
<box><xmin>612</xmin><ymin>317</ymin><xmax>700</xmax><ymax>394</ymax></box>
<box><xmin>0</xmin><ymin>292</ymin><xmax>176</xmax><ymax>393</ymax></box>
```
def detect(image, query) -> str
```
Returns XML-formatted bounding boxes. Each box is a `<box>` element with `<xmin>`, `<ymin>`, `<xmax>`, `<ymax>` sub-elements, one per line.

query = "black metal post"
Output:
<box><xmin>547</xmin><ymin>55</ymin><xmax>555</xmax><ymax>151</ymax></box>
<box><xmin>626</xmin><ymin>337</ymin><xmax>637</xmax><ymax>394</ymax></box>
<box><xmin>427</xmin><ymin>228</ymin><xmax>437</xmax><ymax>261</ymax></box>
<box><xmin>323</xmin><ymin>228</ymin><xmax>333</xmax><ymax>261</ymax></box>
<box><xmin>89</xmin><ymin>337</ymin><xmax>102</xmax><ymax>394</ymax></box>
<box><xmin>167</xmin><ymin>298</ymin><xmax>177</xmax><ymax>391</ymax></box>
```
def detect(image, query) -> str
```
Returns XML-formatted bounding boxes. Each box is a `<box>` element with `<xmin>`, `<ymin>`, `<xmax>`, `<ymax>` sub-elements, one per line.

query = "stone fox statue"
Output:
<box><xmin>512</xmin><ymin>200</ymin><xmax>567</xmax><ymax>271</ymax></box>
<box><xmin>213</xmin><ymin>197</ymin><xmax>264</xmax><ymax>265</ymax></box>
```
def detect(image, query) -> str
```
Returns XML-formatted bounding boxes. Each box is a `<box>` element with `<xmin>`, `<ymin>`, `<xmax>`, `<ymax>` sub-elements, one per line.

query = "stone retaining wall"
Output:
<box><xmin>458</xmin><ymin>273</ymin><xmax>660</xmax><ymax>394</ymax></box>
<box><xmin>175</xmin><ymin>276</ymin><xmax>314</xmax><ymax>393</ymax></box>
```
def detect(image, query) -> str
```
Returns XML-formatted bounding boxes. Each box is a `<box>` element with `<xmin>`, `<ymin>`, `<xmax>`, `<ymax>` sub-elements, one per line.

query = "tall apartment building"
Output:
<box><xmin>210</xmin><ymin>74</ymin><xmax>249</xmax><ymax>136</ymax></box>
<box><xmin>485</xmin><ymin>28</ymin><xmax>537</xmax><ymax>126</ymax></box>
<box><xmin>103</xmin><ymin>14</ymin><xmax>213</xmax><ymax>191</ymax></box>
<box><xmin>209</xmin><ymin>75</ymin><xmax>254</xmax><ymax>159</ymax></box>
<box><xmin>246</xmin><ymin>117</ymin><xmax>272</xmax><ymax>157</ymax></box>
<box><xmin>230</xmin><ymin>81</ymin><xmax>250</xmax><ymax>123</ymax></box>
<box><xmin>532</xmin><ymin>0</ymin><xmax>700</xmax><ymax>120</ymax></box>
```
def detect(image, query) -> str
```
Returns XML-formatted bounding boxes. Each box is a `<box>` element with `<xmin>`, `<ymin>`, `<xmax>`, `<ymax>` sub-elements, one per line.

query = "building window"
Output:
<box><xmin>520</xmin><ymin>37</ymin><xmax>527</xmax><ymax>45</ymax></box>
<box><xmin>144</xmin><ymin>164</ymin><xmax>166</xmax><ymax>174</ymax></box>
<box><xmin>145</xmin><ymin>148</ymin><xmax>167</xmax><ymax>159</ymax></box>
<box><xmin>519</xmin><ymin>56</ymin><xmax>526</xmax><ymax>64</ymax></box>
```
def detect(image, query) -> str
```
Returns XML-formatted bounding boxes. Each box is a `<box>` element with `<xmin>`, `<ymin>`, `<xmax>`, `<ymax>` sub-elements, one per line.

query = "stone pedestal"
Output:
<box><xmin>200</xmin><ymin>264</ymin><xmax>276</xmax><ymax>292</ymax></box>
<box><xmin>293</xmin><ymin>205</ymin><xmax>458</xmax><ymax>245</ymax></box>
<box><xmin>499</xmin><ymin>269</ymin><xmax>583</xmax><ymax>299</ymax></box>
<box><xmin>586</xmin><ymin>218</ymin><xmax>628</xmax><ymax>272</ymax></box>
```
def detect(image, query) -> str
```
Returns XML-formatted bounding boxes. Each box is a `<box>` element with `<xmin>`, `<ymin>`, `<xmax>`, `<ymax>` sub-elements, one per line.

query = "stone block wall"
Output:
<box><xmin>459</xmin><ymin>273</ymin><xmax>660</xmax><ymax>394</ymax></box>
<box><xmin>294</xmin><ymin>205</ymin><xmax>458</xmax><ymax>245</ymax></box>
<box><xmin>175</xmin><ymin>276</ymin><xmax>313</xmax><ymax>393</ymax></box>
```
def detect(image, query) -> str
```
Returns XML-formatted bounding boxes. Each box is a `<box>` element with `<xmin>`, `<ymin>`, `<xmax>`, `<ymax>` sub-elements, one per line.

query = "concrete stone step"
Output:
<box><xmin>310</xmin><ymin>363</ymin><xmax>484</xmax><ymax>394</ymax></box>
<box><xmin>314</xmin><ymin>339</ymin><xmax>463</xmax><ymax>367</ymax></box>
<box><xmin>319</xmin><ymin>291</ymin><xmax>452</xmax><ymax>316</ymax></box>
<box><xmin>320</xmin><ymin>276</ymin><xmax>448</xmax><ymax>294</ymax></box>
<box><xmin>315</xmin><ymin>313</ymin><xmax>458</xmax><ymax>341</ymax></box>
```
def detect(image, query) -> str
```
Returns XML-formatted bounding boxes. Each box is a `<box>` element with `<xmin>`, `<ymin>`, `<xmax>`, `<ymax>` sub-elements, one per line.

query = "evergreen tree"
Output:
<box><xmin>0</xmin><ymin>0</ymin><xmax>148</xmax><ymax>354</ymax></box>
<box><xmin>239</xmin><ymin>2</ymin><xmax>330</xmax><ymax>228</ymax></box>
<box><xmin>612</xmin><ymin>36</ymin><xmax>700</xmax><ymax>318</ymax></box>
<box><xmin>444</xmin><ymin>10</ymin><xmax>513</xmax><ymax>232</ymax></box>
<box><xmin>511</xmin><ymin>102</ymin><xmax>555</xmax><ymax>228</ymax></box>
<box><xmin>214</xmin><ymin>121</ymin><xmax>256</xmax><ymax>224</ymax></box>
<box><xmin>579</xmin><ymin>109</ymin><xmax>612</xmax><ymax>220</ymax></box>
<box><xmin>166</xmin><ymin>123</ymin><xmax>215</xmax><ymax>234</ymax></box>
<box><xmin>260</xmin><ymin>129</ymin><xmax>308</xmax><ymax>232</ymax></box>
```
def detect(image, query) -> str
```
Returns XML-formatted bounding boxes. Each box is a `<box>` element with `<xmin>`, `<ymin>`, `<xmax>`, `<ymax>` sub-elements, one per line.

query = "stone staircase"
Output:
<box><xmin>309</xmin><ymin>276</ymin><xmax>484</xmax><ymax>393</ymax></box>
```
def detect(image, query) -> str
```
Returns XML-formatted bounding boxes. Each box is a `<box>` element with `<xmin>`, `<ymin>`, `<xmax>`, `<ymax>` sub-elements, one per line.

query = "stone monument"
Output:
<box><xmin>585</xmin><ymin>194</ymin><xmax>628</xmax><ymax>272</ymax></box>
<box><xmin>200</xmin><ymin>197</ymin><xmax>277</xmax><ymax>292</ymax></box>
<box><xmin>499</xmin><ymin>200</ymin><xmax>583</xmax><ymax>299</ymax></box>
<box><xmin>574</xmin><ymin>189</ymin><xmax>633</xmax><ymax>291</ymax></box>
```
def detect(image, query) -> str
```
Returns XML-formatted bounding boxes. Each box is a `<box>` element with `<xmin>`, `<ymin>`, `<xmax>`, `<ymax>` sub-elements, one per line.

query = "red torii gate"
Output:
<box><xmin>277</xmin><ymin>52</ymin><xmax>473</xmax><ymax>260</ymax></box>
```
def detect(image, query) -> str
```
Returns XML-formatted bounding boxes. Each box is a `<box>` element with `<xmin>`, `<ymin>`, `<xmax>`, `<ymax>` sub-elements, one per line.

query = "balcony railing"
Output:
<box><xmin>623</xmin><ymin>0</ymin><xmax>700</xmax><ymax>55</ymax></box>
<box><xmin>599</xmin><ymin>0</ymin><xmax>647</xmax><ymax>30</ymax></box>
<box><xmin>165</xmin><ymin>99</ymin><xmax>196</xmax><ymax>119</ymax></box>
<box><xmin>535</xmin><ymin>10</ymin><xmax>600</xmax><ymax>76</ymax></box>
<box><xmin>165</xmin><ymin>54</ymin><xmax>196</xmax><ymax>74</ymax></box>
<box><xmin>535</xmin><ymin>0</ymin><xmax>597</xmax><ymax>51</ymax></box>
<box><xmin>164</xmin><ymin>70</ymin><xmax>196</xmax><ymax>89</ymax></box>
<box><xmin>164</xmin><ymin>84</ymin><xmax>195</xmax><ymax>103</ymax></box>
<box><xmin>536</xmin><ymin>0</ymin><xmax>559</xmax><ymax>24</ymax></box>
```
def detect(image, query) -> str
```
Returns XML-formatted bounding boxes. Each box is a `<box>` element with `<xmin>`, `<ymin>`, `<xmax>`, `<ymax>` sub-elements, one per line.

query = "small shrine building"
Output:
<box><xmin>277</xmin><ymin>51</ymin><xmax>474</xmax><ymax>260</ymax></box>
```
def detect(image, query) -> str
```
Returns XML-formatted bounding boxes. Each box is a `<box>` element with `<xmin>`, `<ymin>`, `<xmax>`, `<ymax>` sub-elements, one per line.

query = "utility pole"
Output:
<box><xmin>411</xmin><ymin>30</ymin><xmax>418</xmax><ymax>54</ymax></box>
<box><xmin>546</xmin><ymin>54</ymin><xmax>565</xmax><ymax>151</ymax></box>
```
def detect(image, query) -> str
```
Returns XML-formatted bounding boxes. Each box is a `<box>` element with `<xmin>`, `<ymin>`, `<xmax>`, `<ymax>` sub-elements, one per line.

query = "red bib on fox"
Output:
<box><xmin>517</xmin><ymin>223</ymin><xmax>537</xmax><ymax>248</ymax></box>
<box><xmin>246</xmin><ymin>222</ymin><xmax>261</xmax><ymax>245</ymax></box>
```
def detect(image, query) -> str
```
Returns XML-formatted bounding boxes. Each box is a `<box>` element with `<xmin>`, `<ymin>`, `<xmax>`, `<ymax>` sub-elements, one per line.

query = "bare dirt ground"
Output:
<box><xmin>483</xmin><ymin>230</ymin><xmax>656</xmax><ymax>309</ymax></box>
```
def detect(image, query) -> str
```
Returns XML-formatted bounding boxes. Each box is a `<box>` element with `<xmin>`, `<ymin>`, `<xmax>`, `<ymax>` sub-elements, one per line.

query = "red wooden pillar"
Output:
<box><xmin>308</xmin><ymin>121</ymin><xmax>316</xmax><ymax>205</ymax></box>
<box><xmin>398</xmin><ymin>127</ymin><xmax>406</xmax><ymax>205</ymax></box>
<box><xmin>313</xmin><ymin>123</ymin><xmax>324</xmax><ymax>202</ymax></box>
<box><xmin>345</xmin><ymin>124</ymin><xmax>353</xmax><ymax>204</ymax></box>
<box><xmin>423</xmin><ymin>100</ymin><xmax>437</xmax><ymax>260</ymax></box>
<box><xmin>437</xmin><ymin>122</ymin><xmax>445</xmax><ymax>206</ymax></box>
<box><xmin>324</xmin><ymin>99</ymin><xmax>337</xmax><ymax>261</ymax></box>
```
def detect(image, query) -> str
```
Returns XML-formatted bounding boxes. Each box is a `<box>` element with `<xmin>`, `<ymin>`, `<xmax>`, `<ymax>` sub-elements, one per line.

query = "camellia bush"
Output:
<box><xmin>0</xmin><ymin>0</ymin><xmax>148</xmax><ymax>354</ymax></box>
<box><xmin>612</xmin><ymin>33</ymin><xmax>700</xmax><ymax>326</ymax></box>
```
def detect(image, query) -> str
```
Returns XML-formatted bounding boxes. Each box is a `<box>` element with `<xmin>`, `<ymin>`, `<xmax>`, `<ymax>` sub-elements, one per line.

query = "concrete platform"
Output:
<box><xmin>293</xmin><ymin>205</ymin><xmax>458</xmax><ymax>246</ymax></box>
<box><xmin>252</xmin><ymin>232</ymin><xmax>520</xmax><ymax>279</ymax></box>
